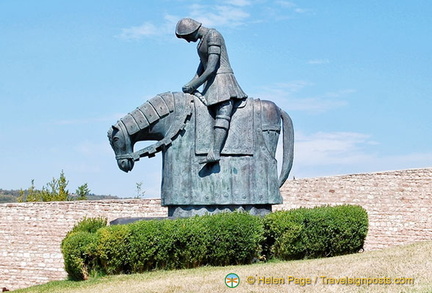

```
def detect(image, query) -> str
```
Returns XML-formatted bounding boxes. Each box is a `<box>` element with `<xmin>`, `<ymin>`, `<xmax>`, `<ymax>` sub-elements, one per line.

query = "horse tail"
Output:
<box><xmin>279</xmin><ymin>109</ymin><xmax>294</xmax><ymax>187</ymax></box>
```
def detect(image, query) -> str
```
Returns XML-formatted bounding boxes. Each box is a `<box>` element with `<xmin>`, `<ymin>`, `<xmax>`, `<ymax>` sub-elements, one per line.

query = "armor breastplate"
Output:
<box><xmin>198</xmin><ymin>29</ymin><xmax>233</xmax><ymax>74</ymax></box>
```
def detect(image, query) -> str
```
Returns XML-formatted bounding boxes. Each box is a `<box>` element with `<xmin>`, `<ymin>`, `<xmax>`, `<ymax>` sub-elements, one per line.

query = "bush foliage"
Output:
<box><xmin>17</xmin><ymin>170</ymin><xmax>91</xmax><ymax>202</ymax></box>
<box><xmin>61</xmin><ymin>217</ymin><xmax>108</xmax><ymax>280</ymax></box>
<box><xmin>263</xmin><ymin>205</ymin><xmax>368</xmax><ymax>260</ymax></box>
<box><xmin>66</xmin><ymin>217</ymin><xmax>108</xmax><ymax>236</ymax></box>
<box><xmin>61</xmin><ymin>231</ymin><xmax>99</xmax><ymax>280</ymax></box>
<box><xmin>62</xmin><ymin>205</ymin><xmax>368</xmax><ymax>280</ymax></box>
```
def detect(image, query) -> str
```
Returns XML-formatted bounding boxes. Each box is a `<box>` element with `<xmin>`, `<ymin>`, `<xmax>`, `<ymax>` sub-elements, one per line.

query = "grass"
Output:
<box><xmin>15</xmin><ymin>241</ymin><xmax>432</xmax><ymax>293</ymax></box>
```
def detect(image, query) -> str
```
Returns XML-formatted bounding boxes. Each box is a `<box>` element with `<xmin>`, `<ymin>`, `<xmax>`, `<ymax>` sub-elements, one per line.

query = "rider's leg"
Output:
<box><xmin>206</xmin><ymin>100</ymin><xmax>233</xmax><ymax>163</ymax></box>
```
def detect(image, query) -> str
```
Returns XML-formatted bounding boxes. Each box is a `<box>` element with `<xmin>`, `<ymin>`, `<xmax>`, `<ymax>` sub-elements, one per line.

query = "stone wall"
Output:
<box><xmin>278</xmin><ymin>168</ymin><xmax>432</xmax><ymax>250</ymax></box>
<box><xmin>0</xmin><ymin>199</ymin><xmax>166</xmax><ymax>291</ymax></box>
<box><xmin>1</xmin><ymin>168</ymin><xmax>432</xmax><ymax>290</ymax></box>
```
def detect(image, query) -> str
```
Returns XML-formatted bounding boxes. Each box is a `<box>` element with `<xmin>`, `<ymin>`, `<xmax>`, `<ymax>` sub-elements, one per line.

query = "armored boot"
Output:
<box><xmin>203</xmin><ymin>114</ymin><xmax>231</xmax><ymax>164</ymax></box>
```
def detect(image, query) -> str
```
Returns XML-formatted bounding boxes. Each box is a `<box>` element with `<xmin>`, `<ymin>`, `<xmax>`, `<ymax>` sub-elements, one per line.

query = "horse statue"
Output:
<box><xmin>108</xmin><ymin>92</ymin><xmax>294</xmax><ymax>217</ymax></box>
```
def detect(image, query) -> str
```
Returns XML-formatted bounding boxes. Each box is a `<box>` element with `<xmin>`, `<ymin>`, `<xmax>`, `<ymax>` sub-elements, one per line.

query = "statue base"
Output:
<box><xmin>110</xmin><ymin>205</ymin><xmax>273</xmax><ymax>226</ymax></box>
<box><xmin>109</xmin><ymin>217</ymin><xmax>169</xmax><ymax>225</ymax></box>
<box><xmin>168</xmin><ymin>205</ymin><xmax>272</xmax><ymax>218</ymax></box>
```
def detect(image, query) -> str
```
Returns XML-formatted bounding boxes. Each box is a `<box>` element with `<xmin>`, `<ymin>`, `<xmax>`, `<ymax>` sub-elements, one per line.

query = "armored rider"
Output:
<box><xmin>175</xmin><ymin>18</ymin><xmax>248</xmax><ymax>164</ymax></box>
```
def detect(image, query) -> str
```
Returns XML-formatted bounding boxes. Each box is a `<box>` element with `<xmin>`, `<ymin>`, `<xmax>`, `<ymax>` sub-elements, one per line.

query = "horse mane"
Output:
<box><xmin>116</xmin><ymin>92</ymin><xmax>193</xmax><ymax>160</ymax></box>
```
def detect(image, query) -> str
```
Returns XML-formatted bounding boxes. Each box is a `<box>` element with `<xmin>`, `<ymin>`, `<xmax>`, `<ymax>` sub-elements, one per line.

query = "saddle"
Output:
<box><xmin>195</xmin><ymin>97</ymin><xmax>254</xmax><ymax>155</ymax></box>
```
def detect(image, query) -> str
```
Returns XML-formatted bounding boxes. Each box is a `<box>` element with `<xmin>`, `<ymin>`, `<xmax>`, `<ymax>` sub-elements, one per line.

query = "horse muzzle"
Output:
<box><xmin>117</xmin><ymin>159</ymin><xmax>135</xmax><ymax>172</ymax></box>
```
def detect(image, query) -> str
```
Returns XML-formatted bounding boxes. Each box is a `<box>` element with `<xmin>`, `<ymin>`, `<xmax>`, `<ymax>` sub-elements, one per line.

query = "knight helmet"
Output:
<box><xmin>175</xmin><ymin>18</ymin><xmax>202</xmax><ymax>37</ymax></box>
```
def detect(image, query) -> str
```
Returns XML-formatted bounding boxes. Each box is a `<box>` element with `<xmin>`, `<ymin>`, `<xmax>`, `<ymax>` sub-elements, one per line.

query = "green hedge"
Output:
<box><xmin>61</xmin><ymin>231</ymin><xmax>99</xmax><ymax>280</ymax></box>
<box><xmin>96</xmin><ymin>225</ymin><xmax>132</xmax><ymax>275</ymax></box>
<box><xmin>62</xmin><ymin>205</ymin><xmax>368</xmax><ymax>280</ymax></box>
<box><xmin>62</xmin><ymin>212</ymin><xmax>264</xmax><ymax>280</ymax></box>
<box><xmin>263</xmin><ymin>205</ymin><xmax>368</xmax><ymax>260</ymax></box>
<box><xmin>61</xmin><ymin>217</ymin><xmax>107</xmax><ymax>280</ymax></box>
<box><xmin>66</xmin><ymin>217</ymin><xmax>107</xmax><ymax>236</ymax></box>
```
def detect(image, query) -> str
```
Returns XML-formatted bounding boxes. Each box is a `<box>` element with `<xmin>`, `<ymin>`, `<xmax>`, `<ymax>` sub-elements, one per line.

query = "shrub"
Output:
<box><xmin>62</xmin><ymin>217</ymin><xmax>107</xmax><ymax>280</ymax></box>
<box><xmin>61</xmin><ymin>231</ymin><xmax>98</xmax><ymax>280</ymax></box>
<box><xmin>18</xmin><ymin>171</ymin><xmax>71</xmax><ymax>202</ymax></box>
<box><xmin>263</xmin><ymin>205</ymin><xmax>368</xmax><ymax>260</ymax></box>
<box><xmin>127</xmin><ymin>212</ymin><xmax>263</xmax><ymax>271</ymax></box>
<box><xmin>66</xmin><ymin>217</ymin><xmax>107</xmax><ymax>237</ymax></box>
<box><xmin>171</xmin><ymin>217</ymin><xmax>209</xmax><ymax>268</ymax></box>
<box><xmin>200</xmin><ymin>212</ymin><xmax>264</xmax><ymax>266</ymax></box>
<box><xmin>61</xmin><ymin>206</ymin><xmax>367</xmax><ymax>280</ymax></box>
<box><xmin>62</xmin><ymin>212</ymin><xmax>264</xmax><ymax>279</ymax></box>
<box><xmin>96</xmin><ymin>225</ymin><xmax>131</xmax><ymax>275</ymax></box>
<box><xmin>127</xmin><ymin>219</ymin><xmax>173</xmax><ymax>272</ymax></box>
<box><xmin>17</xmin><ymin>171</ymin><xmax>92</xmax><ymax>202</ymax></box>
<box><xmin>75</xmin><ymin>183</ymin><xmax>91</xmax><ymax>200</ymax></box>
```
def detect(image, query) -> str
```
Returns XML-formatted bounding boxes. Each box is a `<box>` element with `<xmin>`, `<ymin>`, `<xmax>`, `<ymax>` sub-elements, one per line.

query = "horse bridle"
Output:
<box><xmin>114</xmin><ymin>93</ymin><xmax>194</xmax><ymax>162</ymax></box>
<box><xmin>114</xmin><ymin>121</ymin><xmax>140</xmax><ymax>161</ymax></box>
<box><xmin>113</xmin><ymin>119</ymin><xmax>163</xmax><ymax>162</ymax></box>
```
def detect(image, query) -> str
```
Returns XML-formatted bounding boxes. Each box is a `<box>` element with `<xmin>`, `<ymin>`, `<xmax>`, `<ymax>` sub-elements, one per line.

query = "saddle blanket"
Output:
<box><xmin>194</xmin><ymin>97</ymin><xmax>254</xmax><ymax>155</ymax></box>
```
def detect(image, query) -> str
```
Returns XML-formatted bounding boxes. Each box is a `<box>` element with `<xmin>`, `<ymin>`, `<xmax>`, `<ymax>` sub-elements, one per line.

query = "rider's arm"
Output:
<box><xmin>190</xmin><ymin>62</ymin><xmax>205</xmax><ymax>80</ymax></box>
<box><xmin>186</xmin><ymin>49</ymin><xmax>219</xmax><ymax>91</ymax></box>
<box><xmin>196</xmin><ymin>62</ymin><xmax>204</xmax><ymax>76</ymax></box>
<box><xmin>183</xmin><ymin>30</ymin><xmax>222</xmax><ymax>93</ymax></box>
<box><xmin>183</xmin><ymin>62</ymin><xmax>204</xmax><ymax>93</ymax></box>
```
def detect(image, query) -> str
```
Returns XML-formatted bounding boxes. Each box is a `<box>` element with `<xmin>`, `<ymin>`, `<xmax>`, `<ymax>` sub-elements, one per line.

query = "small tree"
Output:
<box><xmin>44</xmin><ymin>170</ymin><xmax>70</xmax><ymax>201</ymax></box>
<box><xmin>18</xmin><ymin>170</ymin><xmax>72</xmax><ymax>202</ymax></box>
<box><xmin>17</xmin><ymin>179</ymin><xmax>40</xmax><ymax>202</ymax></box>
<box><xmin>76</xmin><ymin>183</ymin><xmax>90</xmax><ymax>200</ymax></box>
<box><xmin>57</xmin><ymin>170</ymin><xmax>70</xmax><ymax>200</ymax></box>
<box><xmin>135</xmin><ymin>182</ymin><xmax>145</xmax><ymax>199</ymax></box>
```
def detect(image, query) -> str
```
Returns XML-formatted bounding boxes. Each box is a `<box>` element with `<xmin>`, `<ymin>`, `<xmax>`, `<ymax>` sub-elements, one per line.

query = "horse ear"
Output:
<box><xmin>108</xmin><ymin>125</ymin><xmax>119</xmax><ymax>138</ymax></box>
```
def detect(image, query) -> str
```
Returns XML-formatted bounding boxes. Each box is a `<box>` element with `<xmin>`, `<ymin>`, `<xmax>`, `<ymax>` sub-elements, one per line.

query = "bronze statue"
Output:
<box><xmin>176</xmin><ymin>18</ymin><xmax>247</xmax><ymax>164</ymax></box>
<box><xmin>107</xmin><ymin>19</ymin><xmax>294</xmax><ymax>217</ymax></box>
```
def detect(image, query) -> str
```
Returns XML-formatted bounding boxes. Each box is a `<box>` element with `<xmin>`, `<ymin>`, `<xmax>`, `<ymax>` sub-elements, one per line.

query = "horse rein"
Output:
<box><xmin>114</xmin><ymin>121</ymin><xmax>140</xmax><ymax>161</ymax></box>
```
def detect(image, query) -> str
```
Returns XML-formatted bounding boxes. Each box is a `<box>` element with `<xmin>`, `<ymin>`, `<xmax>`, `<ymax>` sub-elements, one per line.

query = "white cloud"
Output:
<box><xmin>321</xmin><ymin>89</ymin><xmax>356</xmax><ymax>98</ymax></box>
<box><xmin>253</xmin><ymin>82</ymin><xmax>353</xmax><ymax>113</ymax></box>
<box><xmin>254</xmin><ymin>81</ymin><xmax>312</xmax><ymax>103</ymax></box>
<box><xmin>294</xmin><ymin>131</ymin><xmax>377</xmax><ymax>166</ymax></box>
<box><xmin>275</xmin><ymin>131</ymin><xmax>377</xmax><ymax>179</ymax></box>
<box><xmin>189</xmin><ymin>4</ymin><xmax>250</xmax><ymax>27</ymax></box>
<box><xmin>117</xmin><ymin>2</ymin><xmax>250</xmax><ymax>41</ymax></box>
<box><xmin>118</xmin><ymin>15</ymin><xmax>178</xmax><ymax>40</ymax></box>
<box><xmin>119</xmin><ymin>22</ymin><xmax>159</xmax><ymax>40</ymax></box>
<box><xmin>224</xmin><ymin>0</ymin><xmax>251</xmax><ymax>6</ymax></box>
<box><xmin>276</xmin><ymin>1</ymin><xmax>309</xmax><ymax>13</ymax></box>
<box><xmin>307</xmin><ymin>59</ymin><xmax>330</xmax><ymax>65</ymax></box>
<box><xmin>294</xmin><ymin>8</ymin><xmax>309</xmax><ymax>14</ymax></box>
<box><xmin>276</xmin><ymin>130</ymin><xmax>432</xmax><ymax>179</ymax></box>
<box><xmin>276</xmin><ymin>1</ymin><xmax>296</xmax><ymax>8</ymax></box>
<box><xmin>274</xmin><ymin>80</ymin><xmax>312</xmax><ymax>93</ymax></box>
<box><xmin>117</xmin><ymin>1</ymin><xmax>311</xmax><ymax>41</ymax></box>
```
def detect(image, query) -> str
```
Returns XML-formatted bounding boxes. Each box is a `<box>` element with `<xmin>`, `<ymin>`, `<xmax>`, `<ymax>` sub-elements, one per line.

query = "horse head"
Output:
<box><xmin>108</xmin><ymin>92</ymin><xmax>193</xmax><ymax>173</ymax></box>
<box><xmin>107</xmin><ymin>123</ymin><xmax>135</xmax><ymax>172</ymax></box>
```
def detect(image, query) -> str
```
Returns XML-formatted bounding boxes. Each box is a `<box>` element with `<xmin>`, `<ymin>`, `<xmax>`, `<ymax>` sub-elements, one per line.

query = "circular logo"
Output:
<box><xmin>225</xmin><ymin>273</ymin><xmax>240</xmax><ymax>288</ymax></box>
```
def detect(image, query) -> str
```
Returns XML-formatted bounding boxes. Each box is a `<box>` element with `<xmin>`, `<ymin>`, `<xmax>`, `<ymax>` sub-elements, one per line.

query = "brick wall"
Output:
<box><xmin>278</xmin><ymin>167</ymin><xmax>432</xmax><ymax>250</ymax></box>
<box><xmin>0</xmin><ymin>199</ymin><xmax>166</xmax><ymax>291</ymax></box>
<box><xmin>1</xmin><ymin>168</ymin><xmax>431</xmax><ymax>290</ymax></box>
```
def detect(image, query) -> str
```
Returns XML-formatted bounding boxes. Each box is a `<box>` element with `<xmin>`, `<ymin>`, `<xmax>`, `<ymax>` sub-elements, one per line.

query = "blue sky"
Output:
<box><xmin>1</xmin><ymin>1</ymin><xmax>431</xmax><ymax>198</ymax></box>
